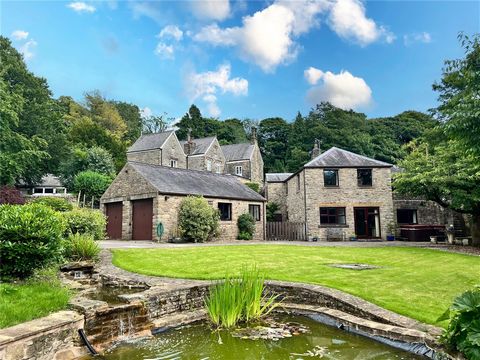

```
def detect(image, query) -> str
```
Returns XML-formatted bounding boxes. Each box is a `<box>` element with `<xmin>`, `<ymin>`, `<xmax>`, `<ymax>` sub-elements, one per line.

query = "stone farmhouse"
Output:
<box><xmin>266</xmin><ymin>145</ymin><xmax>395</xmax><ymax>241</ymax></box>
<box><xmin>100</xmin><ymin>129</ymin><xmax>265</xmax><ymax>241</ymax></box>
<box><xmin>266</xmin><ymin>143</ymin><xmax>464</xmax><ymax>241</ymax></box>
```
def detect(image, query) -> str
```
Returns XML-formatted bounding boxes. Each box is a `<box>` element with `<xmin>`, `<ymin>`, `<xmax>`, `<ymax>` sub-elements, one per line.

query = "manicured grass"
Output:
<box><xmin>112</xmin><ymin>245</ymin><xmax>480</xmax><ymax>326</ymax></box>
<box><xmin>0</xmin><ymin>280</ymin><xmax>70</xmax><ymax>328</ymax></box>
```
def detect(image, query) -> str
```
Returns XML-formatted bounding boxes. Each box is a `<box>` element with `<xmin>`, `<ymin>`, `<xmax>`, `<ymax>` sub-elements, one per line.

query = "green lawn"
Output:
<box><xmin>112</xmin><ymin>245</ymin><xmax>480</xmax><ymax>326</ymax></box>
<box><xmin>0</xmin><ymin>280</ymin><xmax>70</xmax><ymax>328</ymax></box>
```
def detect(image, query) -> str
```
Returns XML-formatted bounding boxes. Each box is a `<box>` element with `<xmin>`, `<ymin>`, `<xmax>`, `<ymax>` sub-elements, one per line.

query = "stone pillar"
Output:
<box><xmin>122</xmin><ymin>200</ymin><xmax>132</xmax><ymax>240</ymax></box>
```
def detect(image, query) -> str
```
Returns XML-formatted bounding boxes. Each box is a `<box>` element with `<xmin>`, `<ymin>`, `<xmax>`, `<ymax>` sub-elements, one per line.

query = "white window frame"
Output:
<box><xmin>235</xmin><ymin>166</ymin><xmax>243</xmax><ymax>176</ymax></box>
<box><xmin>216</xmin><ymin>163</ymin><xmax>222</xmax><ymax>174</ymax></box>
<box><xmin>170</xmin><ymin>159</ymin><xmax>177</xmax><ymax>168</ymax></box>
<box><xmin>206</xmin><ymin>160</ymin><xmax>212</xmax><ymax>171</ymax></box>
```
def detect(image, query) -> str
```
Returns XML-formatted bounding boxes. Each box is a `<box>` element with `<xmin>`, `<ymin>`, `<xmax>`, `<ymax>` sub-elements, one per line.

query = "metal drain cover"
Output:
<box><xmin>328</xmin><ymin>263</ymin><xmax>381</xmax><ymax>270</ymax></box>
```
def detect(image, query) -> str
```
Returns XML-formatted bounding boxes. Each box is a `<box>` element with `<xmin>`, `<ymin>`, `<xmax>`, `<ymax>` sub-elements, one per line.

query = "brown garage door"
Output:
<box><xmin>132</xmin><ymin>198</ymin><xmax>153</xmax><ymax>240</ymax></box>
<box><xmin>105</xmin><ymin>202</ymin><xmax>123</xmax><ymax>239</ymax></box>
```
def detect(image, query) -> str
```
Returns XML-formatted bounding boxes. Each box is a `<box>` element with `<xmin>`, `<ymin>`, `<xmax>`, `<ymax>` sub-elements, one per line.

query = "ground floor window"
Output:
<box><xmin>218</xmin><ymin>202</ymin><xmax>232</xmax><ymax>221</ymax></box>
<box><xmin>397</xmin><ymin>209</ymin><xmax>418</xmax><ymax>224</ymax></box>
<box><xmin>320</xmin><ymin>207</ymin><xmax>346</xmax><ymax>225</ymax></box>
<box><xmin>249</xmin><ymin>204</ymin><xmax>261</xmax><ymax>221</ymax></box>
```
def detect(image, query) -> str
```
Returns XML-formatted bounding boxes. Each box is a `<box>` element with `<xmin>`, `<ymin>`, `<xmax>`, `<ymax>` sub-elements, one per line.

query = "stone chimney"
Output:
<box><xmin>251</xmin><ymin>126</ymin><xmax>258</xmax><ymax>145</ymax></box>
<box><xmin>184</xmin><ymin>128</ymin><xmax>196</xmax><ymax>155</ymax></box>
<box><xmin>311</xmin><ymin>139</ymin><xmax>321</xmax><ymax>159</ymax></box>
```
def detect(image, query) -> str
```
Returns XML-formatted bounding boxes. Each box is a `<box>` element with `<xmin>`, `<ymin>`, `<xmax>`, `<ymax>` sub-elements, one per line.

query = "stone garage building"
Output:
<box><xmin>100</xmin><ymin>161</ymin><xmax>266</xmax><ymax>241</ymax></box>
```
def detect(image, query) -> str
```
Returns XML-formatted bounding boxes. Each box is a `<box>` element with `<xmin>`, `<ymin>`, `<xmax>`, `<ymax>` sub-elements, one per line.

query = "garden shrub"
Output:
<box><xmin>64</xmin><ymin>233</ymin><xmax>100</xmax><ymax>261</ymax></box>
<box><xmin>32</xmin><ymin>196</ymin><xmax>73</xmax><ymax>212</ymax></box>
<box><xmin>0</xmin><ymin>186</ymin><xmax>25</xmax><ymax>205</ymax></box>
<box><xmin>178</xmin><ymin>196</ymin><xmax>219</xmax><ymax>242</ymax></box>
<box><xmin>0</xmin><ymin>204</ymin><xmax>66</xmax><ymax>279</ymax></box>
<box><xmin>439</xmin><ymin>286</ymin><xmax>480</xmax><ymax>359</ymax></box>
<box><xmin>237</xmin><ymin>213</ymin><xmax>255</xmax><ymax>240</ymax></box>
<box><xmin>73</xmin><ymin>170</ymin><xmax>112</xmax><ymax>200</ymax></box>
<box><xmin>63</xmin><ymin>208</ymin><xmax>106</xmax><ymax>240</ymax></box>
<box><xmin>266</xmin><ymin>202</ymin><xmax>280</xmax><ymax>222</ymax></box>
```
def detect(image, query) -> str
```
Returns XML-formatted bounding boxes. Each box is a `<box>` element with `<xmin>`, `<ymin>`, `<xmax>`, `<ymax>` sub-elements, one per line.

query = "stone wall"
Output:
<box><xmin>127</xmin><ymin>149</ymin><xmax>162</xmax><ymax>165</ymax></box>
<box><xmin>161</xmin><ymin>133</ymin><xmax>187</xmax><ymax>169</ymax></box>
<box><xmin>393</xmin><ymin>195</ymin><xmax>453</xmax><ymax>226</ymax></box>
<box><xmin>286</xmin><ymin>172</ymin><xmax>305</xmax><ymax>222</ymax></box>
<box><xmin>304</xmin><ymin>168</ymin><xmax>394</xmax><ymax>241</ymax></box>
<box><xmin>157</xmin><ymin>194</ymin><xmax>265</xmax><ymax>241</ymax></box>
<box><xmin>250</xmin><ymin>143</ymin><xmax>264</xmax><ymax>184</ymax></box>
<box><xmin>265</xmin><ymin>181</ymin><xmax>288</xmax><ymax>220</ymax></box>
<box><xmin>225</xmin><ymin>160</ymin><xmax>250</xmax><ymax>181</ymax></box>
<box><xmin>0</xmin><ymin>311</ymin><xmax>86</xmax><ymax>360</ymax></box>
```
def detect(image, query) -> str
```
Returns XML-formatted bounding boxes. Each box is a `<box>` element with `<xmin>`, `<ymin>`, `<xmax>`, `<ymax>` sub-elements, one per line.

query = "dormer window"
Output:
<box><xmin>235</xmin><ymin>166</ymin><xmax>243</xmax><ymax>176</ymax></box>
<box><xmin>170</xmin><ymin>159</ymin><xmax>177</xmax><ymax>168</ymax></box>
<box><xmin>357</xmin><ymin>169</ymin><xmax>372</xmax><ymax>187</ymax></box>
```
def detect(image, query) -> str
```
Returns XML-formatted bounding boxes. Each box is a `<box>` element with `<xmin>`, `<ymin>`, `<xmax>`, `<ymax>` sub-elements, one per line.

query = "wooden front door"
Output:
<box><xmin>354</xmin><ymin>207</ymin><xmax>381</xmax><ymax>238</ymax></box>
<box><xmin>132</xmin><ymin>198</ymin><xmax>153</xmax><ymax>240</ymax></box>
<box><xmin>105</xmin><ymin>202</ymin><xmax>122</xmax><ymax>239</ymax></box>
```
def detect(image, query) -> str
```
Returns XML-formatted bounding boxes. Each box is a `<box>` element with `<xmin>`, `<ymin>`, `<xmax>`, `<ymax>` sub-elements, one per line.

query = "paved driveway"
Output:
<box><xmin>100</xmin><ymin>239</ymin><xmax>432</xmax><ymax>249</ymax></box>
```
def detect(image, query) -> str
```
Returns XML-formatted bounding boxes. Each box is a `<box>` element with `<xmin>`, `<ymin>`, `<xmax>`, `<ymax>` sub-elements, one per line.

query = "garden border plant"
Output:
<box><xmin>237</xmin><ymin>213</ymin><xmax>255</xmax><ymax>240</ymax></box>
<box><xmin>205</xmin><ymin>266</ymin><xmax>280</xmax><ymax>329</ymax></box>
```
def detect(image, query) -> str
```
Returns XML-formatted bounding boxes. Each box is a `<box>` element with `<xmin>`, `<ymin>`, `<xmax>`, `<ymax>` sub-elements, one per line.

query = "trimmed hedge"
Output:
<box><xmin>0</xmin><ymin>204</ymin><xmax>66</xmax><ymax>279</ymax></box>
<box><xmin>63</xmin><ymin>208</ymin><xmax>106</xmax><ymax>240</ymax></box>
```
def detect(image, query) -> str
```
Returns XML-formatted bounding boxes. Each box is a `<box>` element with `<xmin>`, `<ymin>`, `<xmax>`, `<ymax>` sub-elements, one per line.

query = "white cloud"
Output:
<box><xmin>154</xmin><ymin>42</ymin><xmax>175</xmax><ymax>60</ymax></box>
<box><xmin>130</xmin><ymin>2</ymin><xmax>162</xmax><ymax>22</ymax></box>
<box><xmin>403</xmin><ymin>32</ymin><xmax>431</xmax><ymax>46</ymax></box>
<box><xmin>19</xmin><ymin>39</ymin><xmax>38</xmax><ymax>60</ymax></box>
<box><xmin>304</xmin><ymin>67</ymin><xmax>324</xmax><ymax>85</ymax></box>
<box><xmin>191</xmin><ymin>0</ymin><xmax>231</xmax><ymax>21</ymax></box>
<box><xmin>186</xmin><ymin>64</ymin><xmax>248</xmax><ymax>117</ymax></box>
<box><xmin>140</xmin><ymin>107</ymin><xmax>153</xmax><ymax>119</ymax></box>
<box><xmin>67</xmin><ymin>2</ymin><xmax>96</xmax><ymax>13</ymax></box>
<box><xmin>193</xmin><ymin>0</ymin><xmax>393</xmax><ymax>71</ymax></box>
<box><xmin>306</xmin><ymin>68</ymin><xmax>372</xmax><ymax>110</ymax></box>
<box><xmin>194</xmin><ymin>2</ymin><xmax>324</xmax><ymax>72</ymax></box>
<box><xmin>11</xmin><ymin>30</ymin><xmax>29</xmax><ymax>41</ymax></box>
<box><xmin>328</xmin><ymin>0</ymin><xmax>393</xmax><ymax>46</ymax></box>
<box><xmin>158</xmin><ymin>25</ymin><xmax>183</xmax><ymax>41</ymax></box>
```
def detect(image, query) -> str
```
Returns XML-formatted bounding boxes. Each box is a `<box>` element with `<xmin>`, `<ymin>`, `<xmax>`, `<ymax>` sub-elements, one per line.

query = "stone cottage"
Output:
<box><xmin>180</xmin><ymin>136</ymin><xmax>226</xmax><ymax>174</ymax></box>
<box><xmin>221</xmin><ymin>128</ymin><xmax>264</xmax><ymax>185</ymax></box>
<box><xmin>266</xmin><ymin>146</ymin><xmax>395</xmax><ymax>241</ymax></box>
<box><xmin>100</xmin><ymin>162</ymin><xmax>266</xmax><ymax>241</ymax></box>
<box><xmin>126</xmin><ymin>130</ymin><xmax>186</xmax><ymax>168</ymax></box>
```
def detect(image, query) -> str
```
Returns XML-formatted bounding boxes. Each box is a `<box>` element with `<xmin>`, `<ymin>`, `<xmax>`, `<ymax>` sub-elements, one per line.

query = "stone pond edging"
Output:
<box><xmin>0</xmin><ymin>250</ymin><xmax>446</xmax><ymax>359</ymax></box>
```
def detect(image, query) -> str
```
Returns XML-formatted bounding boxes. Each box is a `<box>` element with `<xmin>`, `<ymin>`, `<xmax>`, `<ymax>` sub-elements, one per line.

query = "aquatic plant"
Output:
<box><xmin>205</xmin><ymin>266</ymin><xmax>280</xmax><ymax>328</ymax></box>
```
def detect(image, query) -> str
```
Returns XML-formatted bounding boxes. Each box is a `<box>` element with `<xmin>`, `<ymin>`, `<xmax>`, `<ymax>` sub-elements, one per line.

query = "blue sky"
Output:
<box><xmin>2</xmin><ymin>0</ymin><xmax>479</xmax><ymax>121</ymax></box>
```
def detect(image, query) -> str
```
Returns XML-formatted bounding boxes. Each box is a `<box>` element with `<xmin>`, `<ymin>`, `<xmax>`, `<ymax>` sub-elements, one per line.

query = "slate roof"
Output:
<box><xmin>180</xmin><ymin>136</ymin><xmax>216</xmax><ymax>155</ymax></box>
<box><xmin>127</xmin><ymin>131</ymin><xmax>174</xmax><ymax>153</ymax></box>
<box><xmin>304</xmin><ymin>147</ymin><xmax>392</xmax><ymax>168</ymax></box>
<box><xmin>129</xmin><ymin>162</ymin><xmax>265</xmax><ymax>201</ymax></box>
<box><xmin>265</xmin><ymin>173</ymin><xmax>293</xmax><ymax>182</ymax></box>
<box><xmin>221</xmin><ymin>143</ymin><xmax>254</xmax><ymax>162</ymax></box>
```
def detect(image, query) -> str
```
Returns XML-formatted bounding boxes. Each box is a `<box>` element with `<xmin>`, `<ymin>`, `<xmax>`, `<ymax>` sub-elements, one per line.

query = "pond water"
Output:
<box><xmin>85</xmin><ymin>314</ymin><xmax>424</xmax><ymax>360</ymax></box>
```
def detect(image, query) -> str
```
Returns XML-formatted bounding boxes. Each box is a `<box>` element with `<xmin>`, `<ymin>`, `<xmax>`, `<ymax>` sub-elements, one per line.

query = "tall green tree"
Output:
<box><xmin>0</xmin><ymin>36</ymin><xmax>55</xmax><ymax>185</ymax></box>
<box><xmin>113</xmin><ymin>101</ymin><xmax>142</xmax><ymax>142</ymax></box>
<box><xmin>394</xmin><ymin>33</ymin><xmax>480</xmax><ymax>246</ymax></box>
<box><xmin>258</xmin><ymin>117</ymin><xmax>290</xmax><ymax>172</ymax></box>
<box><xmin>176</xmin><ymin>104</ymin><xmax>208</xmax><ymax>140</ymax></box>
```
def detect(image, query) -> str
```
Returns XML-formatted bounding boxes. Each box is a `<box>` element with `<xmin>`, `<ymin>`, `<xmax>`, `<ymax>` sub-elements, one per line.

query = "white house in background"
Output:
<box><xmin>17</xmin><ymin>174</ymin><xmax>68</xmax><ymax>197</ymax></box>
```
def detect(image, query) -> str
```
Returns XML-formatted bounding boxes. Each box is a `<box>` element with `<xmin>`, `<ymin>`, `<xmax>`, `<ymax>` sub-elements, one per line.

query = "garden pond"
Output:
<box><xmin>81</xmin><ymin>314</ymin><xmax>424</xmax><ymax>359</ymax></box>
